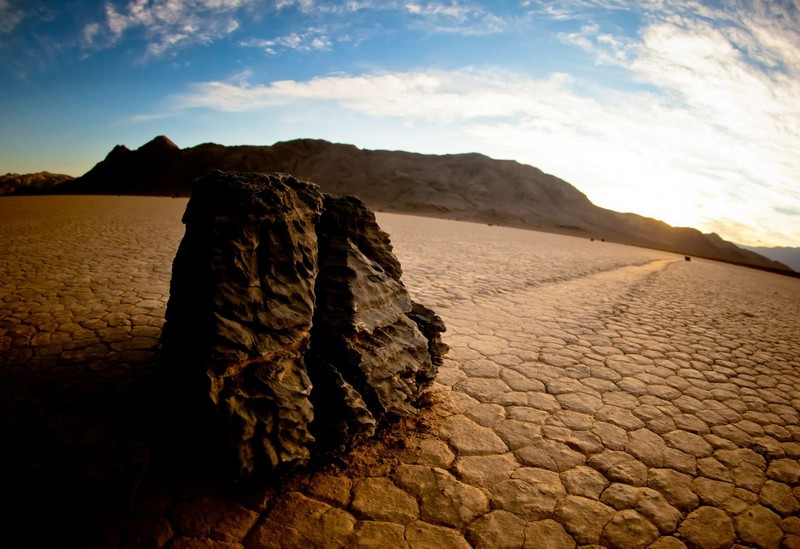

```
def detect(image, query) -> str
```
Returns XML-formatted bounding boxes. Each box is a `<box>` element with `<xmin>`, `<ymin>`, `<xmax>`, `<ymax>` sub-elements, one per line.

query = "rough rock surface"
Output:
<box><xmin>161</xmin><ymin>171</ymin><xmax>445</xmax><ymax>474</ymax></box>
<box><xmin>307</xmin><ymin>193</ymin><xmax>437</xmax><ymax>449</ymax></box>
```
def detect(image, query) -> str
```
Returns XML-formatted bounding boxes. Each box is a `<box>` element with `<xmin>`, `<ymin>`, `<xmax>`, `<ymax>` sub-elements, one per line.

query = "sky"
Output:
<box><xmin>1</xmin><ymin>0</ymin><xmax>799</xmax><ymax>247</ymax></box>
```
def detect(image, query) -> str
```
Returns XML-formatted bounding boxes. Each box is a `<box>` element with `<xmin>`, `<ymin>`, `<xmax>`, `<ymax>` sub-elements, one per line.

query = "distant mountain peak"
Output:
<box><xmin>38</xmin><ymin>135</ymin><xmax>794</xmax><ymax>274</ymax></box>
<box><xmin>106</xmin><ymin>144</ymin><xmax>131</xmax><ymax>159</ymax></box>
<box><xmin>0</xmin><ymin>171</ymin><xmax>73</xmax><ymax>195</ymax></box>
<box><xmin>138</xmin><ymin>135</ymin><xmax>179</xmax><ymax>153</ymax></box>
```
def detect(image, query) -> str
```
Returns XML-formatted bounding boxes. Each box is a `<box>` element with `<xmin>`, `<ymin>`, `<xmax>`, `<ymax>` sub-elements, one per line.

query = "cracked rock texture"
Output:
<box><xmin>161</xmin><ymin>171</ymin><xmax>444</xmax><ymax>475</ymax></box>
<box><xmin>1</xmin><ymin>195</ymin><xmax>799</xmax><ymax>549</ymax></box>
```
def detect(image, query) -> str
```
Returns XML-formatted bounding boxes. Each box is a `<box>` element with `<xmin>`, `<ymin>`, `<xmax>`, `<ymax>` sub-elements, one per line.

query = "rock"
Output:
<box><xmin>465</xmin><ymin>510</ymin><xmax>526</xmax><ymax>548</ymax></box>
<box><xmin>691</xmin><ymin>477</ymin><xmax>734</xmax><ymax>507</ymax></box>
<box><xmin>553</xmin><ymin>495</ymin><xmax>615</xmax><ymax>545</ymax></box>
<box><xmin>308</xmin><ymin>193</ymin><xmax>436</xmax><ymax>447</ymax></box>
<box><xmin>766</xmin><ymin>458</ymin><xmax>800</xmax><ymax>484</ymax></box>
<box><xmin>496</xmin><ymin>419</ymin><xmax>544</xmax><ymax>451</ymax></box>
<box><xmin>759</xmin><ymin>480</ymin><xmax>800</xmax><ymax>517</ymax></box>
<box><xmin>560</xmin><ymin>465</ymin><xmax>609</xmax><ymax>499</ymax></box>
<box><xmin>677</xmin><ymin>506</ymin><xmax>735</xmax><ymax>549</ymax></box>
<box><xmin>733</xmin><ymin>505</ymin><xmax>783</xmax><ymax>549</ymax></box>
<box><xmin>161</xmin><ymin>171</ymin><xmax>446</xmax><ymax>475</ymax></box>
<box><xmin>305</xmin><ymin>474</ymin><xmax>352</xmax><ymax>507</ymax></box>
<box><xmin>438</xmin><ymin>414</ymin><xmax>508</xmax><ymax>455</ymax></box>
<box><xmin>601</xmin><ymin>483</ymin><xmax>641</xmax><ymax>510</ymax></box>
<box><xmin>783</xmin><ymin>535</ymin><xmax>800</xmax><ymax>549</ymax></box>
<box><xmin>588</xmin><ymin>450</ymin><xmax>648</xmax><ymax>486</ymax></box>
<box><xmin>635</xmin><ymin>488</ymin><xmax>682</xmax><ymax>534</ymax></box>
<box><xmin>404</xmin><ymin>521</ymin><xmax>470</xmax><ymax>549</ymax></box>
<box><xmin>696</xmin><ymin>457</ymin><xmax>731</xmax><ymax>482</ymax></box>
<box><xmin>600</xmin><ymin>509</ymin><xmax>659</xmax><ymax>549</ymax></box>
<box><xmin>715</xmin><ymin>449</ymin><xmax>767</xmax><ymax>494</ymax></box>
<box><xmin>419</xmin><ymin>474</ymin><xmax>489</xmax><ymax>528</ymax></box>
<box><xmin>522</xmin><ymin>520</ymin><xmax>576</xmax><ymax>549</ymax></box>
<box><xmin>162</xmin><ymin>171</ymin><xmax>322</xmax><ymax>474</ymax></box>
<box><xmin>647</xmin><ymin>538</ymin><xmax>687</xmax><ymax>549</ymax></box>
<box><xmin>647</xmin><ymin>469</ymin><xmax>699</xmax><ymax>512</ymax></box>
<box><xmin>392</xmin><ymin>463</ymin><xmax>438</xmax><ymax>494</ymax></box>
<box><xmin>663</xmin><ymin>430</ymin><xmax>713</xmax><ymax>458</ymax></box>
<box><xmin>246</xmin><ymin>491</ymin><xmax>356</xmax><ymax>547</ymax></box>
<box><xmin>406</xmin><ymin>438</ymin><xmax>456</xmax><ymax>468</ymax></box>
<box><xmin>454</xmin><ymin>453</ymin><xmax>517</xmax><ymax>487</ymax></box>
<box><xmin>491</xmin><ymin>467</ymin><xmax>566</xmax><ymax>520</ymax></box>
<box><xmin>351</xmin><ymin>478</ymin><xmax>419</xmax><ymax>523</ymax></box>
<box><xmin>783</xmin><ymin>516</ymin><xmax>800</xmax><ymax>535</ymax></box>
<box><xmin>350</xmin><ymin>521</ymin><xmax>407</xmax><ymax>548</ymax></box>
<box><xmin>406</xmin><ymin>301</ymin><xmax>449</xmax><ymax>366</ymax></box>
<box><xmin>170</xmin><ymin>496</ymin><xmax>259</xmax><ymax>542</ymax></box>
<box><xmin>514</xmin><ymin>439</ymin><xmax>586</xmax><ymax>471</ymax></box>
<box><xmin>625</xmin><ymin>428</ymin><xmax>667</xmax><ymax>468</ymax></box>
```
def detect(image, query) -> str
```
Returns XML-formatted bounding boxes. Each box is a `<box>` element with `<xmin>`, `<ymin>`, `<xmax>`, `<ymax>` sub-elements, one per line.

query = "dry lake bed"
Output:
<box><xmin>1</xmin><ymin>196</ymin><xmax>799</xmax><ymax>548</ymax></box>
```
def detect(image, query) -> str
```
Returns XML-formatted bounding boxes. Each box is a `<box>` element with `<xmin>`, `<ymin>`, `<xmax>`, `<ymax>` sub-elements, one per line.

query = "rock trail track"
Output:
<box><xmin>1</xmin><ymin>196</ymin><xmax>799</xmax><ymax>549</ymax></box>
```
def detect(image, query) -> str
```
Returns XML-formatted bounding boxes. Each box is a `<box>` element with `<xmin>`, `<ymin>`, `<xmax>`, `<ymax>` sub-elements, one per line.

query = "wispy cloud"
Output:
<box><xmin>526</xmin><ymin>0</ymin><xmax>800</xmax><ymax>245</ymax></box>
<box><xmin>18</xmin><ymin>0</ymin><xmax>798</xmax><ymax>246</ymax></box>
<box><xmin>168</xmin><ymin>0</ymin><xmax>800</xmax><ymax>247</ymax></box>
<box><xmin>83</xmin><ymin>0</ymin><xmax>259</xmax><ymax>56</ymax></box>
<box><xmin>558</xmin><ymin>22</ymin><xmax>635</xmax><ymax>64</ymax></box>
<box><xmin>0</xmin><ymin>0</ymin><xmax>24</xmax><ymax>35</ymax></box>
<box><xmin>174</xmin><ymin>68</ymin><xmax>571</xmax><ymax>119</ymax></box>
<box><xmin>240</xmin><ymin>28</ymin><xmax>332</xmax><ymax>54</ymax></box>
<box><xmin>405</xmin><ymin>1</ymin><xmax>474</xmax><ymax>20</ymax></box>
<box><xmin>275</xmin><ymin>0</ymin><xmax>316</xmax><ymax>10</ymax></box>
<box><xmin>274</xmin><ymin>0</ymin><xmax>377</xmax><ymax>14</ymax></box>
<box><xmin>404</xmin><ymin>1</ymin><xmax>507</xmax><ymax>35</ymax></box>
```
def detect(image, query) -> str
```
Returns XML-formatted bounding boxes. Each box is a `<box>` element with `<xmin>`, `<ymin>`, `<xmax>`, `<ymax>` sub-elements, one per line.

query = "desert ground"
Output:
<box><xmin>1</xmin><ymin>196</ymin><xmax>799</xmax><ymax>548</ymax></box>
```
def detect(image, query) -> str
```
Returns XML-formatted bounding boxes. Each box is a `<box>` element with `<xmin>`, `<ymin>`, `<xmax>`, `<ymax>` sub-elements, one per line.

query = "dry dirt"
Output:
<box><xmin>1</xmin><ymin>196</ymin><xmax>799</xmax><ymax>548</ymax></box>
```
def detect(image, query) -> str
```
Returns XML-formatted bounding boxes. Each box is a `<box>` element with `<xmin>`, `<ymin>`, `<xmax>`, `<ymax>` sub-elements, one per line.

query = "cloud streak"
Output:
<box><xmin>173</xmin><ymin>64</ymin><xmax>798</xmax><ymax>241</ymax></box>
<box><xmin>10</xmin><ymin>0</ymin><xmax>796</xmax><ymax>246</ymax></box>
<box><xmin>404</xmin><ymin>0</ymin><xmax>508</xmax><ymax>35</ymax></box>
<box><xmin>83</xmin><ymin>0</ymin><xmax>259</xmax><ymax>56</ymax></box>
<box><xmin>168</xmin><ymin>1</ymin><xmax>800</xmax><ymax>246</ymax></box>
<box><xmin>240</xmin><ymin>28</ymin><xmax>332</xmax><ymax>54</ymax></box>
<box><xmin>0</xmin><ymin>0</ymin><xmax>24</xmax><ymax>35</ymax></box>
<box><xmin>81</xmin><ymin>0</ymin><xmax>509</xmax><ymax>57</ymax></box>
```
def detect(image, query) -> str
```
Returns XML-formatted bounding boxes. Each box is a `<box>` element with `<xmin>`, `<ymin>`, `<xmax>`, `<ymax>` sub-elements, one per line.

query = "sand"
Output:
<box><xmin>1</xmin><ymin>196</ymin><xmax>799</xmax><ymax>548</ymax></box>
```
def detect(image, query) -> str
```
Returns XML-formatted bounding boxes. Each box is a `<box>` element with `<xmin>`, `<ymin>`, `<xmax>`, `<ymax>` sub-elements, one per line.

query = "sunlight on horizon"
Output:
<box><xmin>0</xmin><ymin>0</ymin><xmax>798</xmax><ymax>248</ymax></box>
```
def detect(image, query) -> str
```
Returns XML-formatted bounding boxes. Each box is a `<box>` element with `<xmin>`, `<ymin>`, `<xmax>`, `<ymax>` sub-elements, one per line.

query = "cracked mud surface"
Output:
<box><xmin>1</xmin><ymin>196</ymin><xmax>799</xmax><ymax>548</ymax></box>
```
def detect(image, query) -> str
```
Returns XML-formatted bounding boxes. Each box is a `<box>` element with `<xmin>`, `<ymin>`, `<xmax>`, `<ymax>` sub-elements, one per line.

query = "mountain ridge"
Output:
<box><xmin>0</xmin><ymin>171</ymin><xmax>74</xmax><ymax>195</ymax></box>
<box><xmin>25</xmin><ymin>135</ymin><xmax>796</xmax><ymax>273</ymax></box>
<box><xmin>741</xmin><ymin>245</ymin><xmax>800</xmax><ymax>272</ymax></box>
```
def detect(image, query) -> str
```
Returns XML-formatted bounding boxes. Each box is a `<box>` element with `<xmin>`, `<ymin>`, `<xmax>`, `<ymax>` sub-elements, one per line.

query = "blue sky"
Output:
<box><xmin>1</xmin><ymin>0</ymin><xmax>799</xmax><ymax>247</ymax></box>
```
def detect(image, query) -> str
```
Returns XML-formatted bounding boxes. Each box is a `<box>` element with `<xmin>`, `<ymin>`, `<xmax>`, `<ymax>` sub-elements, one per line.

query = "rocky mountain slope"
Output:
<box><xmin>51</xmin><ymin>136</ymin><xmax>791</xmax><ymax>272</ymax></box>
<box><xmin>0</xmin><ymin>171</ymin><xmax>73</xmax><ymax>195</ymax></box>
<box><xmin>741</xmin><ymin>246</ymin><xmax>800</xmax><ymax>272</ymax></box>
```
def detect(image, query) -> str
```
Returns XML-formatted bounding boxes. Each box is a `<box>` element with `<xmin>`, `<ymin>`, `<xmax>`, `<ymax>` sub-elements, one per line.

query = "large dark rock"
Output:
<box><xmin>161</xmin><ymin>171</ymin><xmax>446</xmax><ymax>476</ymax></box>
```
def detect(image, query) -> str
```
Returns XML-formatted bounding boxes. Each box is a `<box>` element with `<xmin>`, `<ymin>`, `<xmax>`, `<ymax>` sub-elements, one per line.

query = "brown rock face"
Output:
<box><xmin>308</xmin><ymin>194</ymin><xmax>438</xmax><ymax>449</ymax></box>
<box><xmin>161</xmin><ymin>171</ymin><xmax>445</xmax><ymax>475</ymax></box>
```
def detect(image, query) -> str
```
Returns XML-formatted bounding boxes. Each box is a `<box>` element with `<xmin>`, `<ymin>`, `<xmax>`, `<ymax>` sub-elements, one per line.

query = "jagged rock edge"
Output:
<box><xmin>160</xmin><ymin>170</ymin><xmax>447</xmax><ymax>476</ymax></box>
